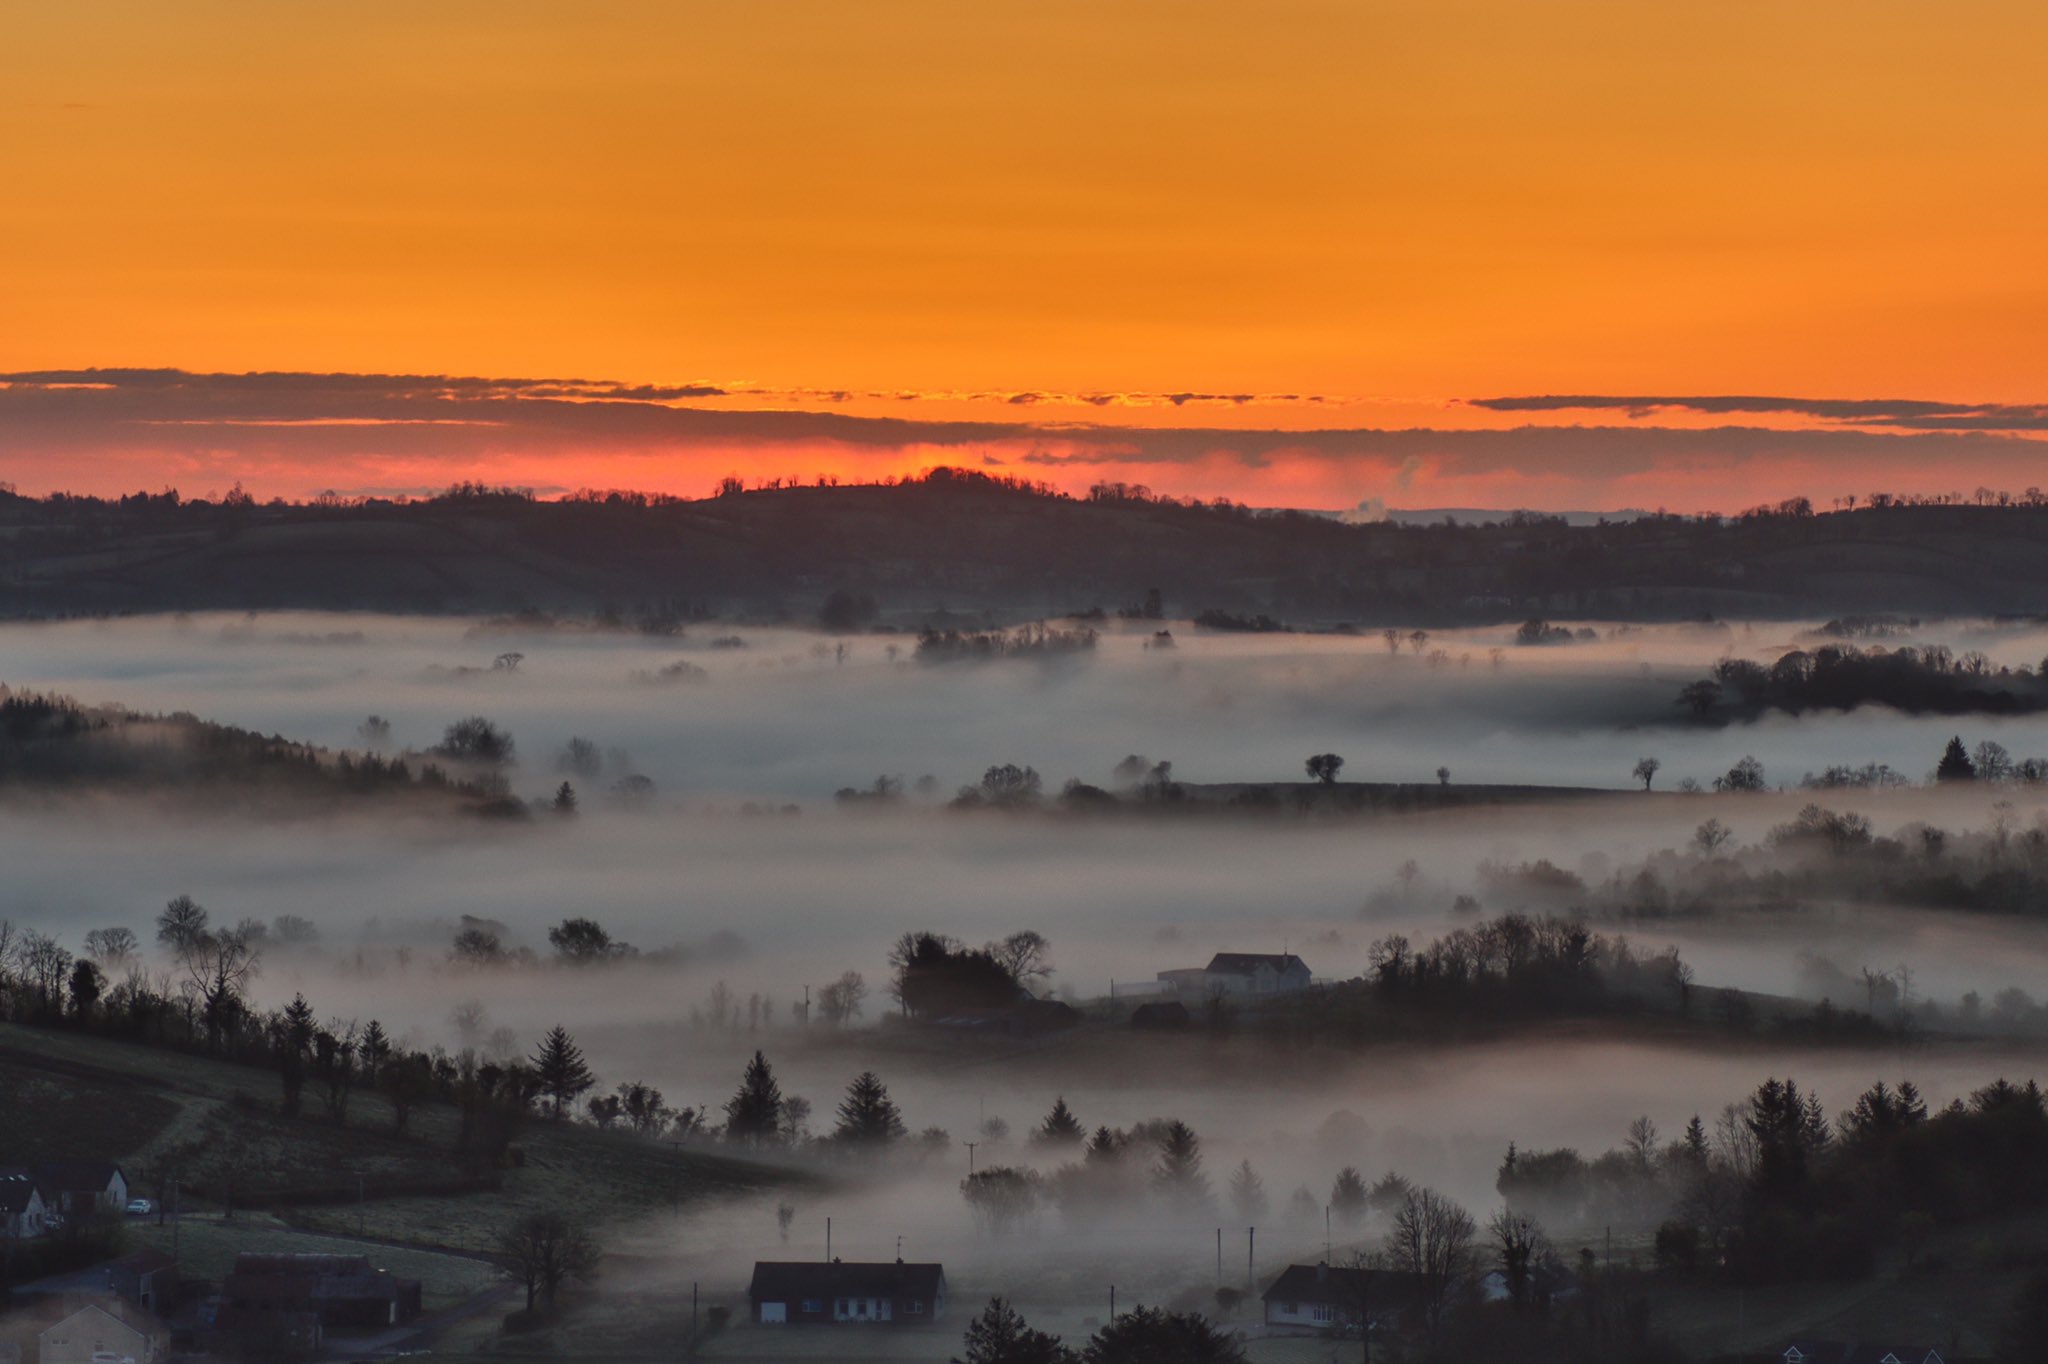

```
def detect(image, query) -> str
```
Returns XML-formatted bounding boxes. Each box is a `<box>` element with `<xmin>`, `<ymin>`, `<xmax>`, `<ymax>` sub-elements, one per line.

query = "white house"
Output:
<box><xmin>0</xmin><ymin>1167</ymin><xmax>49</xmax><ymax>1241</ymax></box>
<box><xmin>37</xmin><ymin>1300</ymin><xmax>169</xmax><ymax>1364</ymax></box>
<box><xmin>1158</xmin><ymin>952</ymin><xmax>1312</xmax><ymax>999</ymax></box>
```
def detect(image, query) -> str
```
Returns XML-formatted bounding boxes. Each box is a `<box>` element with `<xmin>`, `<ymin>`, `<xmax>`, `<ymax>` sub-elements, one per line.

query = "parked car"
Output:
<box><xmin>125</xmin><ymin>1197</ymin><xmax>156</xmax><ymax>1216</ymax></box>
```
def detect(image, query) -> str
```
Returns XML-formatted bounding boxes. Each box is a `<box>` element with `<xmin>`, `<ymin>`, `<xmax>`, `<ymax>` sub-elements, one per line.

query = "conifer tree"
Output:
<box><xmin>1228</xmin><ymin>1159</ymin><xmax>1268</xmax><ymax>1221</ymax></box>
<box><xmin>723</xmin><ymin>1050</ymin><xmax>785</xmax><ymax>1146</ymax></box>
<box><xmin>1034</xmin><ymin>1096</ymin><xmax>1085</xmax><ymax>1146</ymax></box>
<box><xmin>1152</xmin><ymin>1119</ymin><xmax>1209</xmax><ymax>1204</ymax></box>
<box><xmin>954</xmin><ymin>1297</ymin><xmax>1079</xmax><ymax>1364</ymax></box>
<box><xmin>833</xmin><ymin>1070</ymin><xmax>906</xmax><ymax>1148</ymax></box>
<box><xmin>532</xmin><ymin>1024</ymin><xmax>596</xmax><ymax>1120</ymax></box>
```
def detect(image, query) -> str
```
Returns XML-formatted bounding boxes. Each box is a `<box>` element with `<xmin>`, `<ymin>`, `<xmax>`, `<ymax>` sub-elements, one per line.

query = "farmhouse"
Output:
<box><xmin>748</xmin><ymin>1260</ymin><xmax>946</xmax><ymax>1324</ymax></box>
<box><xmin>1260</xmin><ymin>1262</ymin><xmax>1432</xmax><ymax>1333</ymax></box>
<box><xmin>1159</xmin><ymin>952</ymin><xmax>1313</xmax><ymax>999</ymax></box>
<box><xmin>31</xmin><ymin>1160</ymin><xmax>127</xmax><ymax>1219</ymax></box>
<box><xmin>0</xmin><ymin>1168</ymin><xmax>48</xmax><ymax>1240</ymax></box>
<box><xmin>36</xmin><ymin>1300</ymin><xmax>169</xmax><ymax>1364</ymax></box>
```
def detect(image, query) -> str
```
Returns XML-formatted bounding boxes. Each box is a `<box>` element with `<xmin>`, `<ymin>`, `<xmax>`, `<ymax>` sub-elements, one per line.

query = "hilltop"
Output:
<box><xmin>7</xmin><ymin>473</ymin><xmax>2048</xmax><ymax>621</ymax></box>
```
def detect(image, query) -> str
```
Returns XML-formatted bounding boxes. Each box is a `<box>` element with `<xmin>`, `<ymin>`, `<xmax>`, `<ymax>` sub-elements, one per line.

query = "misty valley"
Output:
<box><xmin>5</xmin><ymin>606</ymin><xmax>2048</xmax><ymax>1362</ymax></box>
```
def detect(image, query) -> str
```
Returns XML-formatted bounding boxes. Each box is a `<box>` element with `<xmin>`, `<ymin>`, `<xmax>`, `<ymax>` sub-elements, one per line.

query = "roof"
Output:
<box><xmin>749</xmin><ymin>1261</ymin><xmax>946</xmax><ymax>1302</ymax></box>
<box><xmin>1262</xmin><ymin>1264</ymin><xmax>1432</xmax><ymax>1311</ymax></box>
<box><xmin>34</xmin><ymin>1159</ymin><xmax>125</xmax><ymax>1196</ymax></box>
<box><xmin>233</xmin><ymin>1253</ymin><xmax>375</xmax><ymax>1276</ymax></box>
<box><xmin>0</xmin><ymin>1167</ymin><xmax>41</xmax><ymax>1217</ymax></box>
<box><xmin>39</xmin><ymin>1299</ymin><xmax>167</xmax><ymax>1342</ymax></box>
<box><xmin>1784</xmin><ymin>1342</ymin><xmax>1945</xmax><ymax>1364</ymax></box>
<box><xmin>1206</xmin><ymin>953</ymin><xmax>1310</xmax><ymax>976</ymax></box>
<box><xmin>113</xmin><ymin>1248</ymin><xmax>178</xmax><ymax>1274</ymax></box>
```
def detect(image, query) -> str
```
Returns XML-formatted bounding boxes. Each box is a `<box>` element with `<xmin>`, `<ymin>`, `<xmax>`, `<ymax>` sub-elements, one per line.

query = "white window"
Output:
<box><xmin>905</xmin><ymin>1299</ymin><xmax>925</xmax><ymax>1315</ymax></box>
<box><xmin>1313</xmin><ymin>1304</ymin><xmax>1334</xmax><ymax>1323</ymax></box>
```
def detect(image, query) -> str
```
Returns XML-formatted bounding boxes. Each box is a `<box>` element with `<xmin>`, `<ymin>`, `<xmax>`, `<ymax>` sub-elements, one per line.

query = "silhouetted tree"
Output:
<box><xmin>497</xmin><ymin>1210</ymin><xmax>599</xmax><ymax>1311</ymax></box>
<box><xmin>724</xmin><ymin>1051</ymin><xmax>785</xmax><ymax>1146</ymax></box>
<box><xmin>1937</xmin><ymin>735</ymin><xmax>1977</xmax><ymax>782</ymax></box>
<box><xmin>1384</xmin><ymin>1187</ymin><xmax>1477</xmax><ymax>1336</ymax></box>
<box><xmin>1305</xmin><ymin>753</ymin><xmax>1345</xmax><ymax>784</ymax></box>
<box><xmin>1082</xmin><ymin>1306</ymin><xmax>1246</xmax><ymax>1363</ymax></box>
<box><xmin>532</xmin><ymin>1025</ymin><xmax>596</xmax><ymax>1120</ymax></box>
<box><xmin>551</xmin><ymin>781</ymin><xmax>578</xmax><ymax>815</ymax></box>
<box><xmin>817</xmin><ymin>970</ymin><xmax>868</xmax><ymax>1025</ymax></box>
<box><xmin>1228</xmin><ymin>1159</ymin><xmax>1268</xmax><ymax>1221</ymax></box>
<box><xmin>548</xmin><ymin>917</ymin><xmax>626</xmax><ymax>963</ymax></box>
<box><xmin>1715</xmin><ymin>755</ymin><xmax>1767</xmax><ymax>792</ymax></box>
<box><xmin>1152</xmin><ymin>1120</ymin><xmax>1210</xmax><ymax>1206</ymax></box>
<box><xmin>1331</xmin><ymin>1165</ymin><xmax>1368</xmax><ymax>1224</ymax></box>
<box><xmin>833</xmin><ymin>1071</ymin><xmax>906</xmax><ymax>1149</ymax></box>
<box><xmin>954</xmin><ymin>1297</ymin><xmax>1079</xmax><ymax>1364</ymax></box>
<box><xmin>1633</xmin><ymin>757</ymin><xmax>1661</xmax><ymax>791</ymax></box>
<box><xmin>156</xmin><ymin>894</ymin><xmax>209</xmax><ymax>952</ymax></box>
<box><xmin>435</xmin><ymin>715</ymin><xmax>516</xmax><ymax>765</ymax></box>
<box><xmin>1035</xmin><ymin>1097</ymin><xmax>1086</xmax><ymax>1147</ymax></box>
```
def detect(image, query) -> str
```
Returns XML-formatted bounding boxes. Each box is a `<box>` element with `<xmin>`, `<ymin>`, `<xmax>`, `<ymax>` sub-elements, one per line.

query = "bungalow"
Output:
<box><xmin>748</xmin><ymin>1260</ymin><xmax>946</xmax><ymax>1325</ymax></box>
<box><xmin>0</xmin><ymin>1168</ymin><xmax>48</xmax><ymax>1241</ymax></box>
<box><xmin>1782</xmin><ymin>1343</ymin><xmax>1945</xmax><ymax>1364</ymax></box>
<box><xmin>1159</xmin><ymin>953</ymin><xmax>1313</xmax><ymax>999</ymax></box>
<box><xmin>32</xmin><ymin>1160</ymin><xmax>128</xmax><ymax>1220</ymax></box>
<box><xmin>37</xmin><ymin>1300</ymin><xmax>169</xmax><ymax>1364</ymax></box>
<box><xmin>1260</xmin><ymin>1262</ymin><xmax>1433</xmax><ymax>1334</ymax></box>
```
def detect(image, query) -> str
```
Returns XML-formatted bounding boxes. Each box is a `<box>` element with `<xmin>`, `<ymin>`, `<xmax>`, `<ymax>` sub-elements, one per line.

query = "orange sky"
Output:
<box><xmin>5</xmin><ymin>2</ymin><xmax>2048</xmax><ymax>507</ymax></box>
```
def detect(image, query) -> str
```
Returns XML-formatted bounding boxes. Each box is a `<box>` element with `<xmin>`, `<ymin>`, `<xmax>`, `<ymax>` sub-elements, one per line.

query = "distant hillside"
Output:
<box><xmin>6</xmin><ymin>471</ymin><xmax>2048</xmax><ymax>622</ymax></box>
<box><xmin>0</xmin><ymin>688</ymin><xmax>508</xmax><ymax>812</ymax></box>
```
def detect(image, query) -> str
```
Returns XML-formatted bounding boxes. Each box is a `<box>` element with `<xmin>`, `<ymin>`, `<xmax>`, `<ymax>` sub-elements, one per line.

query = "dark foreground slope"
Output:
<box><xmin>8</xmin><ymin>473</ymin><xmax>2048</xmax><ymax>621</ymax></box>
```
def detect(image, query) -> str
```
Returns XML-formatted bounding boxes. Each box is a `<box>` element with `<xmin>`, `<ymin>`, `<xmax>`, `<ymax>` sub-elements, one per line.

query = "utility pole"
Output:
<box><xmin>1216</xmin><ymin>1227</ymin><xmax>1222</xmax><ymax>1284</ymax></box>
<box><xmin>826</xmin><ymin>1216</ymin><xmax>832</xmax><ymax>1263</ymax></box>
<box><xmin>1325</xmin><ymin>1205</ymin><xmax>1332</xmax><ymax>1262</ymax></box>
<box><xmin>1109</xmin><ymin>1285</ymin><xmax>1115</xmax><ymax>1323</ymax></box>
<box><xmin>964</xmin><ymin>1141</ymin><xmax>979</xmax><ymax>1175</ymax></box>
<box><xmin>1247</xmin><ymin>1226</ymin><xmax>1255</xmax><ymax>1290</ymax></box>
<box><xmin>896</xmin><ymin>1235</ymin><xmax>904</xmax><ymax>1261</ymax></box>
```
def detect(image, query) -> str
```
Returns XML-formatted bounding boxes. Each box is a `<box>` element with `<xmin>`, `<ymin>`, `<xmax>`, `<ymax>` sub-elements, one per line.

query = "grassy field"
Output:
<box><xmin>126</xmin><ymin>1213</ymin><xmax>505</xmax><ymax>1311</ymax></box>
<box><xmin>0</xmin><ymin>1022</ymin><xmax>810</xmax><ymax>1260</ymax></box>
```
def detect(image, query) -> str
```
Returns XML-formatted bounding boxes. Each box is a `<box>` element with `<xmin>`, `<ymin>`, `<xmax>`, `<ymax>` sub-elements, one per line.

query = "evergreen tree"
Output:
<box><xmin>954</xmin><ymin>1296</ymin><xmax>1079</xmax><ymax>1364</ymax></box>
<box><xmin>1681</xmin><ymin>1113</ymin><xmax>1709</xmax><ymax>1166</ymax></box>
<box><xmin>1082</xmin><ymin>1306</ymin><xmax>1246</xmax><ymax>1364</ymax></box>
<box><xmin>723</xmin><ymin>1050</ymin><xmax>785</xmax><ymax>1146</ymax></box>
<box><xmin>552</xmin><ymin>780</ymin><xmax>578</xmax><ymax>814</ymax></box>
<box><xmin>833</xmin><ymin>1070</ymin><xmax>906</xmax><ymax>1149</ymax></box>
<box><xmin>1152</xmin><ymin>1119</ymin><xmax>1210</xmax><ymax>1204</ymax></box>
<box><xmin>1227</xmin><ymin>1159</ymin><xmax>1267</xmax><ymax>1221</ymax></box>
<box><xmin>357</xmin><ymin>1019</ymin><xmax>392</xmax><ymax>1085</ymax></box>
<box><xmin>532</xmin><ymin>1024</ymin><xmax>596</xmax><ymax>1120</ymax></box>
<box><xmin>1936</xmin><ymin>734</ymin><xmax>1977</xmax><ymax>782</ymax></box>
<box><xmin>1034</xmin><ymin>1096</ymin><xmax>1085</xmax><ymax>1146</ymax></box>
<box><xmin>276</xmin><ymin>992</ymin><xmax>317</xmax><ymax>1116</ymax></box>
<box><xmin>1330</xmin><ymin>1165</ymin><xmax>1368</xmax><ymax>1224</ymax></box>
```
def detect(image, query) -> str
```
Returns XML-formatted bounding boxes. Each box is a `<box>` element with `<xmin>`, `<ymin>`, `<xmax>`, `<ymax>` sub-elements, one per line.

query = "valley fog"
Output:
<box><xmin>7</xmin><ymin>611</ymin><xmax>2048</xmax><ymax>1273</ymax></box>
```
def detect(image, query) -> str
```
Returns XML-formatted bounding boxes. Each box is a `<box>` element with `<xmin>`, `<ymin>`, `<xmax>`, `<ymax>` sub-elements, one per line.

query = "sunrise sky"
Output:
<box><xmin>6</xmin><ymin>2</ymin><xmax>2047</xmax><ymax>509</ymax></box>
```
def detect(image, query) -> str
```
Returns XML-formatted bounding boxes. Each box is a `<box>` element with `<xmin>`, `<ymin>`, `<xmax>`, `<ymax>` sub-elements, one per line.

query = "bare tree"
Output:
<box><xmin>988</xmin><ymin>931</ymin><xmax>1055</xmax><ymax>989</ymax></box>
<box><xmin>497</xmin><ymin>1210</ymin><xmax>600</xmax><ymax>1311</ymax></box>
<box><xmin>817</xmin><ymin>970</ymin><xmax>868</xmax><ymax>1026</ymax></box>
<box><xmin>1632</xmin><ymin>757</ymin><xmax>1661</xmax><ymax>791</ymax></box>
<box><xmin>1486</xmin><ymin>1208</ymin><xmax>1550</xmax><ymax>1309</ymax></box>
<box><xmin>1382</xmin><ymin>1187</ymin><xmax>1476</xmax><ymax>1336</ymax></box>
<box><xmin>180</xmin><ymin>926</ymin><xmax>259</xmax><ymax>1051</ymax></box>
